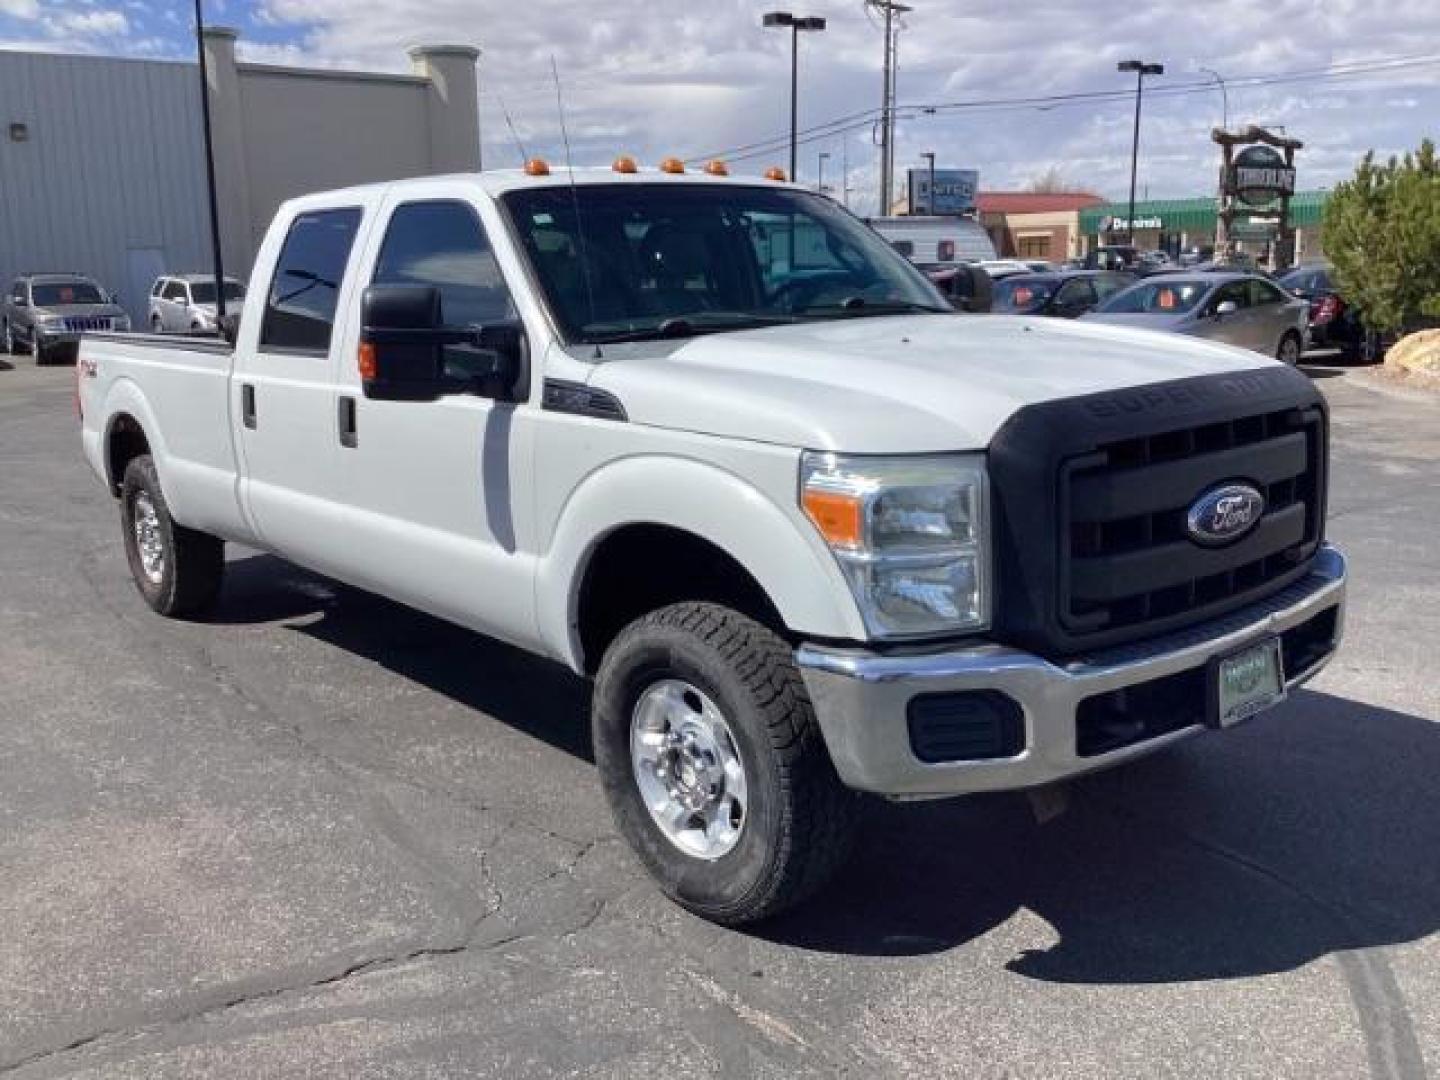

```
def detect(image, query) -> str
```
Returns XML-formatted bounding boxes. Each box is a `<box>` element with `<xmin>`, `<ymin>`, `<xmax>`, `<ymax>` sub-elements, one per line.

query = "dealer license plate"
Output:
<box><xmin>1212</xmin><ymin>637</ymin><xmax>1285</xmax><ymax>728</ymax></box>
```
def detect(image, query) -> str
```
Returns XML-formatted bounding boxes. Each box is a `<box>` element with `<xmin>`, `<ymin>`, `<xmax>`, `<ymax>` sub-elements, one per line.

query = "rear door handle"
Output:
<box><xmin>338</xmin><ymin>395</ymin><xmax>357</xmax><ymax>448</ymax></box>
<box><xmin>241</xmin><ymin>383</ymin><xmax>257</xmax><ymax>429</ymax></box>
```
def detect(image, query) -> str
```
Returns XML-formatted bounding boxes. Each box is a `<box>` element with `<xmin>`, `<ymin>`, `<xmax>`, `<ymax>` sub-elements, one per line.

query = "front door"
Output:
<box><xmin>327</xmin><ymin>190</ymin><xmax>539</xmax><ymax>647</ymax></box>
<box><xmin>232</xmin><ymin>203</ymin><xmax>371</xmax><ymax>575</ymax></box>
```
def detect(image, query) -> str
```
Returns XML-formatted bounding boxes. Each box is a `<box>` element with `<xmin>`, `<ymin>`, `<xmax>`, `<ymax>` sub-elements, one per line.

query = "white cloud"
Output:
<box><xmin>0</xmin><ymin>0</ymin><xmax>39</xmax><ymax>19</ymax></box>
<box><xmin>41</xmin><ymin>8</ymin><xmax>130</xmax><ymax>36</ymax></box>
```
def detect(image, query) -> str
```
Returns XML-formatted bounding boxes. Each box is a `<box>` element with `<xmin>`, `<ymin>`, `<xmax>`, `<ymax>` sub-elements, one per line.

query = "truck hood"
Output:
<box><xmin>585</xmin><ymin>313</ymin><xmax>1275</xmax><ymax>452</ymax></box>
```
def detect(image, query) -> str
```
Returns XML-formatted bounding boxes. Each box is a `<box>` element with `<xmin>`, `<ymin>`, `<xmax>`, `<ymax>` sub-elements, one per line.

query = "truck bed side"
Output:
<box><xmin>79</xmin><ymin>332</ymin><xmax>256</xmax><ymax>545</ymax></box>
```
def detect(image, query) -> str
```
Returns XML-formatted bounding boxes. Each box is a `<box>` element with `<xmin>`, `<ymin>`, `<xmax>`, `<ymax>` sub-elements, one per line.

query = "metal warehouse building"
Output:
<box><xmin>0</xmin><ymin>30</ymin><xmax>479</xmax><ymax>324</ymax></box>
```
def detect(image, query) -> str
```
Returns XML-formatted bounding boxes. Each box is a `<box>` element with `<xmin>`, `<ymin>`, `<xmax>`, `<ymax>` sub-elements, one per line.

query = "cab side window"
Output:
<box><xmin>1211</xmin><ymin>281</ymin><xmax>1249</xmax><ymax>312</ymax></box>
<box><xmin>261</xmin><ymin>207</ymin><xmax>363</xmax><ymax>354</ymax></box>
<box><xmin>164</xmin><ymin>281</ymin><xmax>187</xmax><ymax>302</ymax></box>
<box><xmin>372</xmin><ymin>200</ymin><xmax>515</xmax><ymax>327</ymax></box>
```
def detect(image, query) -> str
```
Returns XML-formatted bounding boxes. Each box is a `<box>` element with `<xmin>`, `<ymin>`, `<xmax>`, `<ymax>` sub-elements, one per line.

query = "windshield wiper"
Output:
<box><xmin>585</xmin><ymin>313</ymin><xmax>798</xmax><ymax>344</ymax></box>
<box><xmin>794</xmin><ymin>298</ymin><xmax>949</xmax><ymax>318</ymax></box>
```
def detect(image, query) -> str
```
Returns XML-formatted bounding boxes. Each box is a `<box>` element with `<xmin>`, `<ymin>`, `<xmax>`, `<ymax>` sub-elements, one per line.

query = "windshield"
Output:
<box><xmin>992</xmin><ymin>276</ymin><xmax>1057</xmax><ymax>313</ymax></box>
<box><xmin>1097</xmin><ymin>278</ymin><xmax>1209</xmax><ymax>315</ymax></box>
<box><xmin>502</xmin><ymin>184</ymin><xmax>949</xmax><ymax>343</ymax></box>
<box><xmin>189</xmin><ymin>280</ymin><xmax>246</xmax><ymax>304</ymax></box>
<box><xmin>32</xmin><ymin>281</ymin><xmax>104</xmax><ymax>306</ymax></box>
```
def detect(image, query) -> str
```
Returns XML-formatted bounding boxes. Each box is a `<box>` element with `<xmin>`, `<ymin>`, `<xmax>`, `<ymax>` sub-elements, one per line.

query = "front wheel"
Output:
<box><xmin>593</xmin><ymin>602</ymin><xmax>856</xmax><ymax>925</ymax></box>
<box><xmin>120</xmin><ymin>454</ymin><xmax>225</xmax><ymax>617</ymax></box>
<box><xmin>1277</xmin><ymin>331</ymin><xmax>1302</xmax><ymax>366</ymax></box>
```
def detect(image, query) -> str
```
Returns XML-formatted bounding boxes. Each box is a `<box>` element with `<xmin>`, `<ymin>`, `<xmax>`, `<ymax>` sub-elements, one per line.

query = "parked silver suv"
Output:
<box><xmin>2</xmin><ymin>273</ymin><xmax>131</xmax><ymax>364</ymax></box>
<box><xmin>148</xmin><ymin>274</ymin><xmax>246</xmax><ymax>336</ymax></box>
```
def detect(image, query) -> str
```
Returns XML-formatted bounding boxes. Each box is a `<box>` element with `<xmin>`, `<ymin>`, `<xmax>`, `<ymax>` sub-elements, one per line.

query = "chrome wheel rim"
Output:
<box><xmin>630</xmin><ymin>679</ymin><xmax>748</xmax><ymax>860</ymax></box>
<box><xmin>132</xmin><ymin>492</ymin><xmax>165</xmax><ymax>584</ymax></box>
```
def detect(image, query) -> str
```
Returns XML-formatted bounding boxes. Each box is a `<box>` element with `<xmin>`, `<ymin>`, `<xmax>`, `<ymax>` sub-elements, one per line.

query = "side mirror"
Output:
<box><xmin>945</xmin><ymin>264</ymin><xmax>993</xmax><ymax>313</ymax></box>
<box><xmin>360</xmin><ymin>284</ymin><xmax>522</xmax><ymax>402</ymax></box>
<box><xmin>1214</xmin><ymin>299</ymin><xmax>1239</xmax><ymax>318</ymax></box>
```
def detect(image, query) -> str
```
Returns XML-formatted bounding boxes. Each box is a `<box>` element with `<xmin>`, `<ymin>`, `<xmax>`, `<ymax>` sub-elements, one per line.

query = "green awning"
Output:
<box><xmin>1078</xmin><ymin>190</ymin><xmax>1329</xmax><ymax>235</ymax></box>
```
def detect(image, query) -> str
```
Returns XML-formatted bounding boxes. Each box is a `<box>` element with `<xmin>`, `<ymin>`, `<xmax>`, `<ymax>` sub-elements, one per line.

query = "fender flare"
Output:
<box><xmin>536</xmin><ymin>455</ymin><xmax>866</xmax><ymax>669</ymax></box>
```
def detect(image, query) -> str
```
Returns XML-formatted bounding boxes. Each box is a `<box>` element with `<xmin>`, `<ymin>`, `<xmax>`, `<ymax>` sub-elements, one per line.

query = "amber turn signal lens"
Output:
<box><xmin>524</xmin><ymin>158</ymin><xmax>551</xmax><ymax>176</ymax></box>
<box><xmin>764</xmin><ymin>166</ymin><xmax>787</xmax><ymax>181</ymax></box>
<box><xmin>659</xmin><ymin>157</ymin><xmax>685</xmax><ymax>174</ymax></box>
<box><xmin>802</xmin><ymin>489</ymin><xmax>864</xmax><ymax>549</ymax></box>
<box><xmin>704</xmin><ymin>159</ymin><xmax>729</xmax><ymax>176</ymax></box>
<box><xmin>358</xmin><ymin>342</ymin><xmax>377</xmax><ymax>381</ymax></box>
<box><xmin>612</xmin><ymin>155</ymin><xmax>638</xmax><ymax>173</ymax></box>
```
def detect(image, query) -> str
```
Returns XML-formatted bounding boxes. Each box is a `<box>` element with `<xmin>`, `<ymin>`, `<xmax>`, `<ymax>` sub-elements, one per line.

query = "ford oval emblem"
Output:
<box><xmin>1186</xmin><ymin>483</ymin><xmax>1265</xmax><ymax>546</ymax></box>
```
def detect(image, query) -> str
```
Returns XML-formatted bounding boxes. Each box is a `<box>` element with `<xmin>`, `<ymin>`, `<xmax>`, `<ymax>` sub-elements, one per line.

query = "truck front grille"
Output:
<box><xmin>1061</xmin><ymin>405</ymin><xmax>1325</xmax><ymax>637</ymax></box>
<box><xmin>986</xmin><ymin>366</ymin><xmax>1329</xmax><ymax>657</ymax></box>
<box><xmin>62</xmin><ymin>316</ymin><xmax>112</xmax><ymax>332</ymax></box>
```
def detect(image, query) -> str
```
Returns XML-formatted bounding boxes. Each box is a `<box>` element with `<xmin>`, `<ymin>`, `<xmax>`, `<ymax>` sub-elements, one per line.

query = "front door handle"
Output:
<box><xmin>338</xmin><ymin>395</ymin><xmax>357</xmax><ymax>448</ymax></box>
<box><xmin>241</xmin><ymin>383</ymin><xmax>256</xmax><ymax>429</ymax></box>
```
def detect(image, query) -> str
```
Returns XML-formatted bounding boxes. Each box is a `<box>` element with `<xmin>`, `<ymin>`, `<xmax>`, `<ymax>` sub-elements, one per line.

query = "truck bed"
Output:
<box><xmin>79</xmin><ymin>330</ymin><xmax>250</xmax><ymax>544</ymax></box>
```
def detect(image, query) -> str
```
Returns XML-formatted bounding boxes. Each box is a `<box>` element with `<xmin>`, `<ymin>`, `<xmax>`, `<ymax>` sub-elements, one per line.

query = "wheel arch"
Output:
<box><xmin>537</xmin><ymin>456</ymin><xmax>864</xmax><ymax>674</ymax></box>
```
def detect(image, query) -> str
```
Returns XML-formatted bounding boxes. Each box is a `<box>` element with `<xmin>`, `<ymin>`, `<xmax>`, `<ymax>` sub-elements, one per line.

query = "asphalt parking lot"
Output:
<box><xmin>1</xmin><ymin>358</ymin><xmax>1436</xmax><ymax>1079</ymax></box>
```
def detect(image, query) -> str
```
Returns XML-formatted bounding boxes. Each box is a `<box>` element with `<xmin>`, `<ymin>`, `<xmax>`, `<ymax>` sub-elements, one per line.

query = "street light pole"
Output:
<box><xmin>1117</xmin><ymin>59</ymin><xmax>1164</xmax><ymax>246</ymax></box>
<box><xmin>920</xmin><ymin>150</ymin><xmax>936</xmax><ymax>214</ymax></box>
<box><xmin>817</xmin><ymin>151</ymin><xmax>830</xmax><ymax>195</ymax></box>
<box><xmin>1199</xmin><ymin>66</ymin><xmax>1228</xmax><ymax>131</ymax></box>
<box><xmin>194</xmin><ymin>0</ymin><xmax>227</xmax><ymax>326</ymax></box>
<box><xmin>763</xmin><ymin>12</ymin><xmax>827</xmax><ymax>181</ymax></box>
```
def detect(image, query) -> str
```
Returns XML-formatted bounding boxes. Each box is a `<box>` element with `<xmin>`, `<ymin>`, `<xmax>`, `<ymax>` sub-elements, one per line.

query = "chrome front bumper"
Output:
<box><xmin>797</xmin><ymin>544</ymin><xmax>1346</xmax><ymax>799</ymax></box>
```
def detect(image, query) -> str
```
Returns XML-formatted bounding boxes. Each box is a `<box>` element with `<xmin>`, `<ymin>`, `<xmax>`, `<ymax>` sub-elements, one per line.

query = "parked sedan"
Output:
<box><xmin>149</xmin><ymin>274</ymin><xmax>246</xmax><ymax>337</ymax></box>
<box><xmin>1082</xmin><ymin>272</ymin><xmax>1308</xmax><ymax>364</ymax></box>
<box><xmin>2</xmin><ymin>273</ymin><xmax>131</xmax><ymax>364</ymax></box>
<box><xmin>992</xmin><ymin>270</ymin><xmax>1135</xmax><ymax>318</ymax></box>
<box><xmin>1278</xmin><ymin>263</ymin><xmax>1369</xmax><ymax>359</ymax></box>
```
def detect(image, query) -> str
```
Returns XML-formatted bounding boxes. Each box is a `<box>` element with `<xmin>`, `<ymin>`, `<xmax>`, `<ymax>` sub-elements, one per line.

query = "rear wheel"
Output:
<box><xmin>120</xmin><ymin>454</ymin><xmax>225</xmax><ymax>617</ymax></box>
<box><xmin>593</xmin><ymin>602</ymin><xmax>856</xmax><ymax>925</ymax></box>
<box><xmin>1277</xmin><ymin>331</ymin><xmax>1302</xmax><ymax>366</ymax></box>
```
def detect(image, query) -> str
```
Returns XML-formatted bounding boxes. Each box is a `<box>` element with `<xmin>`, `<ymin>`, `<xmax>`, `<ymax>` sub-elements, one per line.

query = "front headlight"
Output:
<box><xmin>801</xmin><ymin>452</ymin><xmax>990</xmax><ymax>639</ymax></box>
<box><xmin>39</xmin><ymin>316</ymin><xmax>64</xmax><ymax>331</ymax></box>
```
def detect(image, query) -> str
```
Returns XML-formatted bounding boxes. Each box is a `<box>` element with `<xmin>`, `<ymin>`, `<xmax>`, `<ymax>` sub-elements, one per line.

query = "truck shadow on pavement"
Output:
<box><xmin>217</xmin><ymin>554</ymin><xmax>1439</xmax><ymax>987</ymax></box>
<box><xmin>761</xmin><ymin>691</ymin><xmax>1440</xmax><ymax>988</ymax></box>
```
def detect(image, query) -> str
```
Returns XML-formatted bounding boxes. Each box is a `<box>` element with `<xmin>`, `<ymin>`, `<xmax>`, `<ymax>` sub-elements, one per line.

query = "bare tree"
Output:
<box><xmin>1026</xmin><ymin>166</ymin><xmax>1072</xmax><ymax>193</ymax></box>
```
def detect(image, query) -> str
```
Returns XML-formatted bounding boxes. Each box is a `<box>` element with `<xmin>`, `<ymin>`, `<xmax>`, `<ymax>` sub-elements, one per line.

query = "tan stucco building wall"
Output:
<box><xmin>201</xmin><ymin>28</ymin><xmax>479</xmax><ymax>274</ymax></box>
<box><xmin>982</xmin><ymin>209</ymin><xmax>1088</xmax><ymax>262</ymax></box>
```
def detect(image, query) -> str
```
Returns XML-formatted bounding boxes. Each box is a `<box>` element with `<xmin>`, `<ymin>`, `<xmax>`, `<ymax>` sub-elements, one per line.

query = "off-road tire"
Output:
<box><xmin>120</xmin><ymin>454</ymin><xmax>224</xmax><ymax>617</ymax></box>
<box><xmin>593</xmin><ymin>602</ymin><xmax>856</xmax><ymax>925</ymax></box>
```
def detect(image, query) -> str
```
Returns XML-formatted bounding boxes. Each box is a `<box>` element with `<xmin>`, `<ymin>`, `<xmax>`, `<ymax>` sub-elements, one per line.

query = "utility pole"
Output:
<box><xmin>868</xmin><ymin>0</ymin><xmax>910</xmax><ymax>215</ymax></box>
<box><xmin>194</xmin><ymin>0</ymin><xmax>227</xmax><ymax>327</ymax></box>
<box><xmin>841</xmin><ymin>134</ymin><xmax>850</xmax><ymax>207</ymax></box>
<box><xmin>1117</xmin><ymin>59</ymin><xmax>1163</xmax><ymax>245</ymax></box>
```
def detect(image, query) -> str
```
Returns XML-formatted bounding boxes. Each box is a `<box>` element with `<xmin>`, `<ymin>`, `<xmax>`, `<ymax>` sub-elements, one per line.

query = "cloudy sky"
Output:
<box><xmin>3</xmin><ymin>0</ymin><xmax>1438</xmax><ymax>213</ymax></box>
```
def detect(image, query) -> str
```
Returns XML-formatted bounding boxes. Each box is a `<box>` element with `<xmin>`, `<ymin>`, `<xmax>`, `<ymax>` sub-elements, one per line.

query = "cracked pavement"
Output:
<box><xmin>0</xmin><ymin>359</ymin><xmax>1436</xmax><ymax>1077</ymax></box>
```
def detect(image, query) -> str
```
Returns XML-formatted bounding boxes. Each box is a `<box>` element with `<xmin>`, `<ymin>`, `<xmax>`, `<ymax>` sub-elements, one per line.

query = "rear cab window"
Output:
<box><xmin>261</xmin><ymin>207</ymin><xmax>364</xmax><ymax>354</ymax></box>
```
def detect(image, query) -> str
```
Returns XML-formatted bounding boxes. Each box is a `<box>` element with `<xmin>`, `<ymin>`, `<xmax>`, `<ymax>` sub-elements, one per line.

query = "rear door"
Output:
<box><xmin>1247</xmin><ymin>277</ymin><xmax>1297</xmax><ymax>354</ymax></box>
<box><xmin>231</xmin><ymin>201</ymin><xmax>374</xmax><ymax>573</ymax></box>
<box><xmin>1199</xmin><ymin>280</ymin><xmax>1252</xmax><ymax>348</ymax></box>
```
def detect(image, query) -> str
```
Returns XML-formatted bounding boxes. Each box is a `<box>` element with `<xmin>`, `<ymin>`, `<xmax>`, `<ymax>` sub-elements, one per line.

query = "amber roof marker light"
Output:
<box><xmin>612</xmin><ymin>155</ymin><xmax>639</xmax><ymax>173</ymax></box>
<box><xmin>764</xmin><ymin>166</ymin><xmax>788</xmax><ymax>181</ymax></box>
<box><xmin>704</xmin><ymin>160</ymin><xmax>730</xmax><ymax>176</ymax></box>
<box><xmin>524</xmin><ymin>158</ymin><xmax>551</xmax><ymax>176</ymax></box>
<box><xmin>659</xmin><ymin>157</ymin><xmax>686</xmax><ymax>174</ymax></box>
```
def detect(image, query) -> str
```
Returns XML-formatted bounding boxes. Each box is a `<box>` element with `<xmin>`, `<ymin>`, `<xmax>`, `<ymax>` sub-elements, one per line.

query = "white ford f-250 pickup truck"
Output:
<box><xmin>79</xmin><ymin>163</ymin><xmax>1346</xmax><ymax>924</ymax></box>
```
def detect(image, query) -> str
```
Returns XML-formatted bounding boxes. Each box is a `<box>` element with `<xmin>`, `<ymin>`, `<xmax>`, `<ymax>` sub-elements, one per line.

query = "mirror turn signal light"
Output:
<box><xmin>659</xmin><ymin>157</ymin><xmax>686</xmax><ymax>174</ymax></box>
<box><xmin>764</xmin><ymin>166</ymin><xmax>787</xmax><ymax>181</ymax></box>
<box><xmin>613</xmin><ymin>155</ymin><xmax>638</xmax><ymax>173</ymax></box>
<box><xmin>802</xmin><ymin>489</ymin><xmax>863</xmax><ymax>549</ymax></box>
<box><xmin>524</xmin><ymin>158</ymin><xmax>551</xmax><ymax>176</ymax></box>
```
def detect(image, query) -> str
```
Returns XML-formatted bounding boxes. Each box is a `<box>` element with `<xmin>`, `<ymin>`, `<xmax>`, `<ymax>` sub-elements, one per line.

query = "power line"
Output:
<box><xmin>683</xmin><ymin>51</ymin><xmax>1440</xmax><ymax>165</ymax></box>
